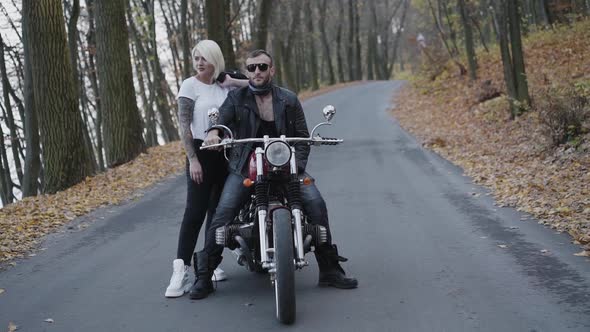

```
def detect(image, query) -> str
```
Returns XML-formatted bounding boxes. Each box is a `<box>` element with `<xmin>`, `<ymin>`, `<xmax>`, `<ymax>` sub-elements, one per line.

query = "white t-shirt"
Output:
<box><xmin>177</xmin><ymin>77</ymin><xmax>231</xmax><ymax>140</ymax></box>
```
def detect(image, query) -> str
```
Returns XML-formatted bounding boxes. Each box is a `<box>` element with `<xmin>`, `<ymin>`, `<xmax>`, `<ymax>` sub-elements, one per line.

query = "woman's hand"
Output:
<box><xmin>219</xmin><ymin>76</ymin><xmax>249</xmax><ymax>88</ymax></box>
<box><xmin>189</xmin><ymin>158</ymin><xmax>204</xmax><ymax>184</ymax></box>
<box><xmin>219</xmin><ymin>76</ymin><xmax>235</xmax><ymax>88</ymax></box>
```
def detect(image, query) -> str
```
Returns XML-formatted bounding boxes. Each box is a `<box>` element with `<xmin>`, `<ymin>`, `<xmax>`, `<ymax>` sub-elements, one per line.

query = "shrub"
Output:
<box><xmin>537</xmin><ymin>83</ymin><xmax>590</xmax><ymax>146</ymax></box>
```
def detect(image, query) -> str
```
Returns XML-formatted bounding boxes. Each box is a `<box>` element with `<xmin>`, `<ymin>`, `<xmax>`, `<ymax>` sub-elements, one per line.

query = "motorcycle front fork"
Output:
<box><xmin>257</xmin><ymin>147</ymin><xmax>308</xmax><ymax>271</ymax></box>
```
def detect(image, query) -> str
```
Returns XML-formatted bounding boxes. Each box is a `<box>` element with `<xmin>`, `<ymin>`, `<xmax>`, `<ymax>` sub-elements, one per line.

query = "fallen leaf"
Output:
<box><xmin>8</xmin><ymin>322</ymin><xmax>18</xmax><ymax>332</ymax></box>
<box><xmin>509</xmin><ymin>226</ymin><xmax>519</xmax><ymax>229</ymax></box>
<box><xmin>44</xmin><ymin>318</ymin><xmax>54</xmax><ymax>323</ymax></box>
<box><xmin>574</xmin><ymin>251</ymin><xmax>590</xmax><ymax>257</ymax></box>
<box><xmin>497</xmin><ymin>245</ymin><xmax>508</xmax><ymax>249</ymax></box>
<box><xmin>540</xmin><ymin>249</ymin><xmax>549</xmax><ymax>253</ymax></box>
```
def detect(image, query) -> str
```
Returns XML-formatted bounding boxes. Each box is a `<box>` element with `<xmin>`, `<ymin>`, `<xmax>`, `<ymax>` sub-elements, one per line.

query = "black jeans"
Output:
<box><xmin>176</xmin><ymin>140</ymin><xmax>228</xmax><ymax>265</ymax></box>
<box><xmin>203</xmin><ymin>172</ymin><xmax>332</xmax><ymax>260</ymax></box>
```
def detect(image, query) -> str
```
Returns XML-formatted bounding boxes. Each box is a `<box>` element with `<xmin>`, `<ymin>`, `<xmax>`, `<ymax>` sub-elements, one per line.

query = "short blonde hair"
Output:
<box><xmin>192</xmin><ymin>40</ymin><xmax>225</xmax><ymax>83</ymax></box>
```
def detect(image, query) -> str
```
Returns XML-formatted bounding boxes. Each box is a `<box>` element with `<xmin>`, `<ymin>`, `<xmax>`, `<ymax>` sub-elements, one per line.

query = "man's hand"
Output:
<box><xmin>189</xmin><ymin>158</ymin><xmax>204</xmax><ymax>184</ymax></box>
<box><xmin>203</xmin><ymin>131</ymin><xmax>222</xmax><ymax>151</ymax></box>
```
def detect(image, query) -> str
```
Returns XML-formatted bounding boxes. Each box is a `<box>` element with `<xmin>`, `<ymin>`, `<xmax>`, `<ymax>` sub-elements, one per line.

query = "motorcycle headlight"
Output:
<box><xmin>265</xmin><ymin>141</ymin><xmax>291</xmax><ymax>167</ymax></box>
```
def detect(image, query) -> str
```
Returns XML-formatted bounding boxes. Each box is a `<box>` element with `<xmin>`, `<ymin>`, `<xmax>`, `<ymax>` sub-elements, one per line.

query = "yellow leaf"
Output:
<box><xmin>0</xmin><ymin>288</ymin><xmax>4</xmax><ymax>295</ymax></box>
<box><xmin>574</xmin><ymin>251</ymin><xmax>590</xmax><ymax>257</ymax></box>
<box><xmin>8</xmin><ymin>322</ymin><xmax>18</xmax><ymax>332</ymax></box>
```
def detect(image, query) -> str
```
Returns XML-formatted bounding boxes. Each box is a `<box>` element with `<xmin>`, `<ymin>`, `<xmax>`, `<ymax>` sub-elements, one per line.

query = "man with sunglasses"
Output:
<box><xmin>190</xmin><ymin>49</ymin><xmax>358</xmax><ymax>300</ymax></box>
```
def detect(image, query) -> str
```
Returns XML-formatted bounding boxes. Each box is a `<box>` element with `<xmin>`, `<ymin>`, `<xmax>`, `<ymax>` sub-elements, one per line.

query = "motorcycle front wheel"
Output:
<box><xmin>272</xmin><ymin>208</ymin><xmax>296</xmax><ymax>324</ymax></box>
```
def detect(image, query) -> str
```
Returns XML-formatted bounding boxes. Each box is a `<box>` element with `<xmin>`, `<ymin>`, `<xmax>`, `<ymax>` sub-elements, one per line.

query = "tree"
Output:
<box><xmin>206</xmin><ymin>0</ymin><xmax>236</xmax><ymax>68</ymax></box>
<box><xmin>458</xmin><ymin>0</ymin><xmax>477</xmax><ymax>80</ymax></box>
<box><xmin>180</xmin><ymin>0</ymin><xmax>191</xmax><ymax>79</ymax></box>
<box><xmin>21</xmin><ymin>0</ymin><xmax>41</xmax><ymax>196</ymax></box>
<box><xmin>255</xmin><ymin>0</ymin><xmax>273</xmax><ymax>49</ymax></box>
<box><xmin>95</xmin><ymin>0</ymin><xmax>146</xmax><ymax>167</ymax></box>
<box><xmin>305</xmin><ymin>0</ymin><xmax>319</xmax><ymax>90</ymax></box>
<box><xmin>492</xmin><ymin>0</ymin><xmax>530</xmax><ymax>117</ymax></box>
<box><xmin>317</xmin><ymin>0</ymin><xmax>336</xmax><ymax>85</ymax></box>
<box><xmin>23</xmin><ymin>0</ymin><xmax>95</xmax><ymax>193</ymax></box>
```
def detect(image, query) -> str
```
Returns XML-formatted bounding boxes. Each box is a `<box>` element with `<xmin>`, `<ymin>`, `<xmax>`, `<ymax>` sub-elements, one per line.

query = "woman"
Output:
<box><xmin>165</xmin><ymin>40</ymin><xmax>247</xmax><ymax>298</ymax></box>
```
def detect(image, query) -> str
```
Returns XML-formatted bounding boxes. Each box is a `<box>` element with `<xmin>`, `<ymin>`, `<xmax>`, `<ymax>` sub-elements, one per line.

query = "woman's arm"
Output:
<box><xmin>219</xmin><ymin>76</ymin><xmax>249</xmax><ymax>89</ymax></box>
<box><xmin>178</xmin><ymin>96</ymin><xmax>198</xmax><ymax>163</ymax></box>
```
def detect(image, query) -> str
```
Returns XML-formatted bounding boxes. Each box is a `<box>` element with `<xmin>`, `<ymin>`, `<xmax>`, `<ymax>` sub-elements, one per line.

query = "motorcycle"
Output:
<box><xmin>200</xmin><ymin>105</ymin><xmax>342</xmax><ymax>324</ymax></box>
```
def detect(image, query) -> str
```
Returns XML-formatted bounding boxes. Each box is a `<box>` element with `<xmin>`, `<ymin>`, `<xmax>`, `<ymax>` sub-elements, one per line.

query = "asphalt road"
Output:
<box><xmin>1</xmin><ymin>81</ymin><xmax>590</xmax><ymax>331</ymax></box>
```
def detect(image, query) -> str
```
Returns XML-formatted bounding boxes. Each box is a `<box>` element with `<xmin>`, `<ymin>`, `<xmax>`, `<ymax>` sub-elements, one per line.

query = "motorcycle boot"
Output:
<box><xmin>314</xmin><ymin>244</ymin><xmax>358</xmax><ymax>289</ymax></box>
<box><xmin>189</xmin><ymin>251</ymin><xmax>222</xmax><ymax>299</ymax></box>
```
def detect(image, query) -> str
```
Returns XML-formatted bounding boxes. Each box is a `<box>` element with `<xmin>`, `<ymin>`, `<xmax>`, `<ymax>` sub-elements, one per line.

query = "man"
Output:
<box><xmin>192</xmin><ymin>49</ymin><xmax>357</xmax><ymax>299</ymax></box>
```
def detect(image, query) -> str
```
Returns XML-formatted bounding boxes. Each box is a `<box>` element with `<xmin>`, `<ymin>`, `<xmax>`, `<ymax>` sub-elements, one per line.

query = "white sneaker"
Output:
<box><xmin>212</xmin><ymin>267</ymin><xmax>227</xmax><ymax>281</ymax></box>
<box><xmin>165</xmin><ymin>259</ymin><xmax>191</xmax><ymax>298</ymax></box>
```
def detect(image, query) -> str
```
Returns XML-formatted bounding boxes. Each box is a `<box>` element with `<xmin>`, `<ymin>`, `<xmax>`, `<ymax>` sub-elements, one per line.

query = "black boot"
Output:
<box><xmin>189</xmin><ymin>251</ymin><xmax>216</xmax><ymax>299</ymax></box>
<box><xmin>314</xmin><ymin>244</ymin><xmax>358</xmax><ymax>289</ymax></box>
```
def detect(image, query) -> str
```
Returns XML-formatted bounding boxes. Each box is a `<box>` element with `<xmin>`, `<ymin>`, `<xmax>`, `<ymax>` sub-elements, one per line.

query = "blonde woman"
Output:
<box><xmin>165</xmin><ymin>40</ymin><xmax>247</xmax><ymax>298</ymax></box>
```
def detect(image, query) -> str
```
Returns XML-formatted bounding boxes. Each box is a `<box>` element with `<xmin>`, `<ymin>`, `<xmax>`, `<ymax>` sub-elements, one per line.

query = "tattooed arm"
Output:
<box><xmin>178</xmin><ymin>96</ymin><xmax>204</xmax><ymax>183</ymax></box>
<box><xmin>178</xmin><ymin>96</ymin><xmax>197</xmax><ymax>163</ymax></box>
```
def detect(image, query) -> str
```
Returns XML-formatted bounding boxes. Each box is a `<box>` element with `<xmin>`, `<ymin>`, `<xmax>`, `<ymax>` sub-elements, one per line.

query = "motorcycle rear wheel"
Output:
<box><xmin>273</xmin><ymin>208</ymin><xmax>296</xmax><ymax>324</ymax></box>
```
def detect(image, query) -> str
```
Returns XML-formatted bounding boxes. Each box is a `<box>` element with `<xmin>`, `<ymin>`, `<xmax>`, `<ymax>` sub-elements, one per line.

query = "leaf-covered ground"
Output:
<box><xmin>0</xmin><ymin>143</ymin><xmax>186</xmax><ymax>265</ymax></box>
<box><xmin>391</xmin><ymin>20</ymin><xmax>590</xmax><ymax>257</ymax></box>
<box><xmin>0</xmin><ymin>83</ymin><xmax>361</xmax><ymax>267</ymax></box>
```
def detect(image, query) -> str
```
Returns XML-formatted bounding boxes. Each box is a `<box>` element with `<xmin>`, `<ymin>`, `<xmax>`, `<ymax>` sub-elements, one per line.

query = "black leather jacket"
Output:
<box><xmin>213</xmin><ymin>84</ymin><xmax>310</xmax><ymax>175</ymax></box>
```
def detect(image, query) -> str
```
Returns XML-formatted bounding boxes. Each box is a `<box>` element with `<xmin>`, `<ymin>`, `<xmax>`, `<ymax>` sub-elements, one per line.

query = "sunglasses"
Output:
<box><xmin>246</xmin><ymin>63</ymin><xmax>270</xmax><ymax>72</ymax></box>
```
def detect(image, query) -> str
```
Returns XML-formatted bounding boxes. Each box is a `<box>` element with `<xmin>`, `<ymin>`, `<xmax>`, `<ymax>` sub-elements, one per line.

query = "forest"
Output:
<box><xmin>0</xmin><ymin>0</ymin><xmax>588</xmax><ymax>207</ymax></box>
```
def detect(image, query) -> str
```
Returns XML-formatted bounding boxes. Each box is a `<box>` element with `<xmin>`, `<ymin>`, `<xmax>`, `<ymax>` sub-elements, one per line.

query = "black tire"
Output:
<box><xmin>273</xmin><ymin>208</ymin><xmax>296</xmax><ymax>324</ymax></box>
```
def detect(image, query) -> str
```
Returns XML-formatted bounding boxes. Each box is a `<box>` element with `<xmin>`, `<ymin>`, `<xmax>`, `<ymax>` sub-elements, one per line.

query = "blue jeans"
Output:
<box><xmin>203</xmin><ymin>172</ymin><xmax>333</xmax><ymax>259</ymax></box>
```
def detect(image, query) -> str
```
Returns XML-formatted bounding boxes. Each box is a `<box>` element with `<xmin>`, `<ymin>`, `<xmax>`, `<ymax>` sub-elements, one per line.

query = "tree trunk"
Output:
<box><xmin>95</xmin><ymin>0</ymin><xmax>146</xmax><ymax>167</ymax></box>
<box><xmin>24</xmin><ymin>0</ymin><xmax>94</xmax><ymax>193</ymax></box>
<box><xmin>543</xmin><ymin>0</ymin><xmax>555</xmax><ymax>24</ymax></box>
<box><xmin>146</xmin><ymin>0</ymin><xmax>179</xmax><ymax>143</ymax></box>
<box><xmin>255</xmin><ymin>0</ymin><xmax>272</xmax><ymax>49</ymax></box>
<box><xmin>86</xmin><ymin>0</ymin><xmax>105</xmax><ymax>171</ymax></box>
<box><xmin>305</xmin><ymin>0</ymin><xmax>319</xmax><ymax>90</ymax></box>
<box><xmin>281</xmin><ymin>0</ymin><xmax>302</xmax><ymax>91</ymax></box>
<box><xmin>205</xmin><ymin>0</ymin><xmax>236</xmax><ymax>68</ymax></box>
<box><xmin>21</xmin><ymin>0</ymin><xmax>41</xmax><ymax>196</ymax></box>
<box><xmin>317</xmin><ymin>0</ymin><xmax>335</xmax><ymax>85</ymax></box>
<box><xmin>336</xmin><ymin>1</ymin><xmax>345</xmax><ymax>83</ymax></box>
<box><xmin>354</xmin><ymin>0</ymin><xmax>362</xmax><ymax>80</ymax></box>
<box><xmin>441</xmin><ymin>0</ymin><xmax>461</xmax><ymax>56</ymax></box>
<box><xmin>0</xmin><ymin>105</ymin><xmax>13</xmax><ymax>204</ymax></box>
<box><xmin>67</xmin><ymin>0</ymin><xmax>80</xmax><ymax>98</ymax></box>
<box><xmin>367</xmin><ymin>29</ymin><xmax>375</xmax><ymax>80</ymax></box>
<box><xmin>180</xmin><ymin>0</ymin><xmax>191</xmax><ymax>79</ymax></box>
<box><xmin>388</xmin><ymin>0</ymin><xmax>410</xmax><ymax>77</ymax></box>
<box><xmin>347</xmin><ymin>0</ymin><xmax>355</xmax><ymax>81</ymax></box>
<box><xmin>0</xmin><ymin>35</ymin><xmax>24</xmax><ymax>185</ymax></box>
<box><xmin>507</xmin><ymin>0</ymin><xmax>530</xmax><ymax>108</ymax></box>
<box><xmin>458</xmin><ymin>0</ymin><xmax>478</xmax><ymax>80</ymax></box>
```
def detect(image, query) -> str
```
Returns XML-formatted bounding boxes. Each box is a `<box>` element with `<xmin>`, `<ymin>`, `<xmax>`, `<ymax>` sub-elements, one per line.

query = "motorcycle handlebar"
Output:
<box><xmin>199</xmin><ymin>136</ymin><xmax>342</xmax><ymax>150</ymax></box>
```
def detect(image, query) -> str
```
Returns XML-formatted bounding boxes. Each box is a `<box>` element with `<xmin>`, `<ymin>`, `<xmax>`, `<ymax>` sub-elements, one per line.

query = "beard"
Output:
<box><xmin>250</xmin><ymin>76</ymin><xmax>272</xmax><ymax>88</ymax></box>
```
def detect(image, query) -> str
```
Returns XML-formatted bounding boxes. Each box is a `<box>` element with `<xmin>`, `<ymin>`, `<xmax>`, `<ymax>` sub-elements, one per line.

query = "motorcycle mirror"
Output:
<box><xmin>208</xmin><ymin>108</ymin><xmax>219</xmax><ymax>125</ymax></box>
<box><xmin>322</xmin><ymin>105</ymin><xmax>336</xmax><ymax>122</ymax></box>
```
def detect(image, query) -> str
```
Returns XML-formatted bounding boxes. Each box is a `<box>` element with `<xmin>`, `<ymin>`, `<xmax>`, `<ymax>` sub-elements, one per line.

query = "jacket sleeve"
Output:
<box><xmin>293</xmin><ymin>98</ymin><xmax>310</xmax><ymax>172</ymax></box>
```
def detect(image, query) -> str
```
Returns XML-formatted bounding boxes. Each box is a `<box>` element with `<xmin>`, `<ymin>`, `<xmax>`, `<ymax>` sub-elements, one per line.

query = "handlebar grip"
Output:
<box><xmin>320</xmin><ymin>137</ymin><xmax>341</xmax><ymax>145</ymax></box>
